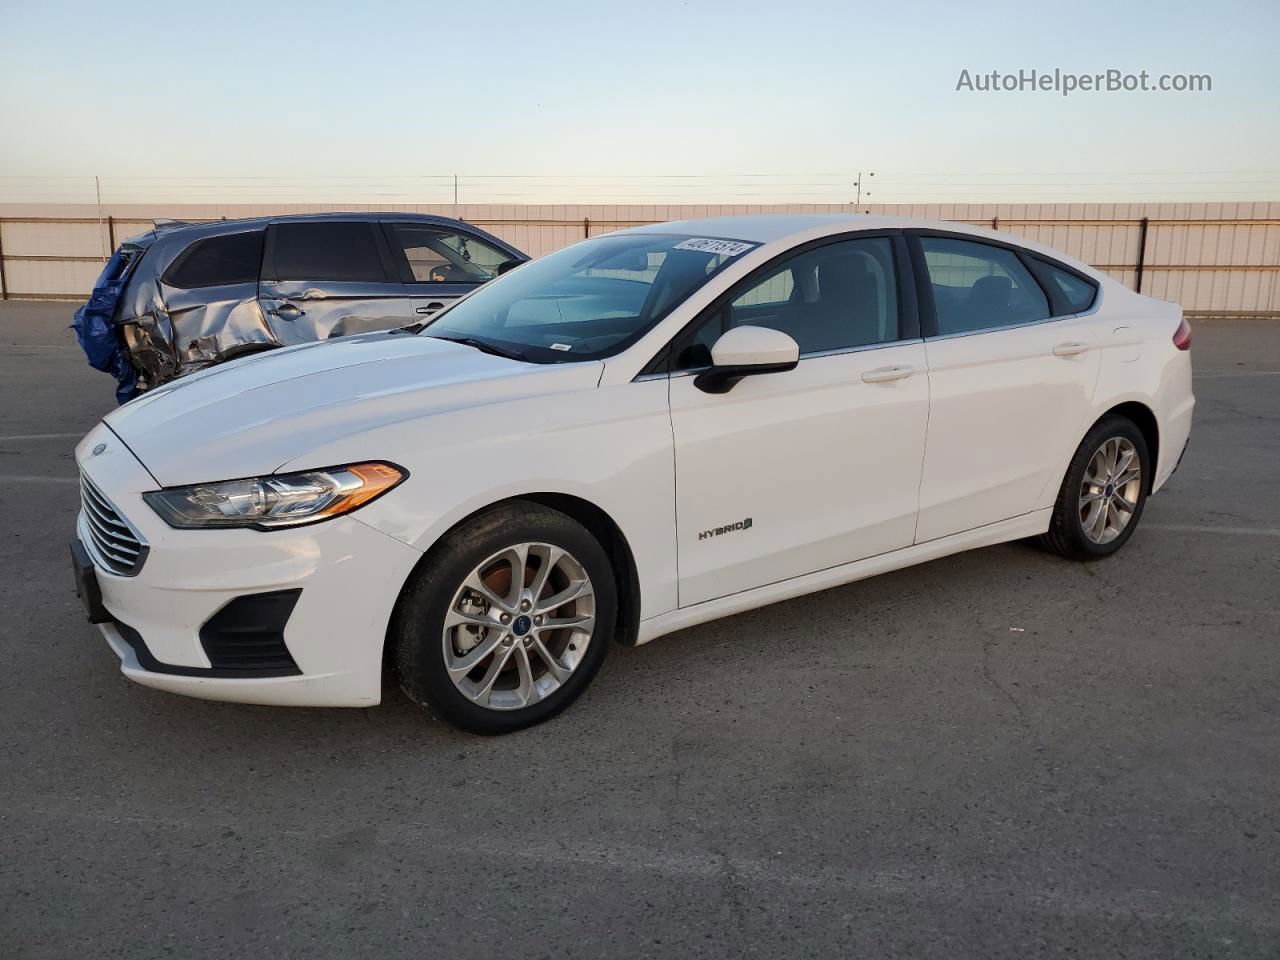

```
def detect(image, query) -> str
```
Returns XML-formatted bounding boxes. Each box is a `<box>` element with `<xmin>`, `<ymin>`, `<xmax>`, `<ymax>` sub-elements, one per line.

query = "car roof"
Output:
<box><xmin>621</xmin><ymin>213</ymin><xmax>1103</xmax><ymax>279</ymax></box>
<box><xmin>151</xmin><ymin>211</ymin><xmax>486</xmax><ymax>235</ymax></box>
<box><xmin>622</xmin><ymin>213</ymin><xmax>902</xmax><ymax>244</ymax></box>
<box><xmin>125</xmin><ymin>211</ymin><xmax>524</xmax><ymax>257</ymax></box>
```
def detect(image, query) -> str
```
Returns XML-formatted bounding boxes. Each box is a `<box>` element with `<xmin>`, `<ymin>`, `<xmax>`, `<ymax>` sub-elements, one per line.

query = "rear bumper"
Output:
<box><xmin>1154</xmin><ymin>390</ymin><xmax>1194</xmax><ymax>494</ymax></box>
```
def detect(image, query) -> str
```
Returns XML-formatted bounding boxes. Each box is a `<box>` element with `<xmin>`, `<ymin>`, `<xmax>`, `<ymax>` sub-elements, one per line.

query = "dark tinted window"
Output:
<box><xmin>163</xmin><ymin>231</ymin><xmax>263</xmax><ymax>288</ymax></box>
<box><xmin>268</xmin><ymin>221</ymin><xmax>387</xmax><ymax>282</ymax></box>
<box><xmin>390</xmin><ymin>224</ymin><xmax>512</xmax><ymax>283</ymax></box>
<box><xmin>676</xmin><ymin>236</ymin><xmax>899</xmax><ymax>368</ymax></box>
<box><xmin>921</xmin><ymin>237</ymin><xmax>1050</xmax><ymax>335</ymax></box>
<box><xmin>1042</xmin><ymin>261</ymin><xmax>1097</xmax><ymax>312</ymax></box>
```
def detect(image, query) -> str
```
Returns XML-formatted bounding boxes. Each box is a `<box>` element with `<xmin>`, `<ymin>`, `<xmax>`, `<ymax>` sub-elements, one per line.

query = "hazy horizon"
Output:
<box><xmin>2</xmin><ymin>0</ymin><xmax>1277</xmax><ymax>204</ymax></box>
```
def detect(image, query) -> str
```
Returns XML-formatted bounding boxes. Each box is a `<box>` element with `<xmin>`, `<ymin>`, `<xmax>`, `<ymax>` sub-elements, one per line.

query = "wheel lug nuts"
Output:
<box><xmin>534</xmin><ymin>615</ymin><xmax>543</xmax><ymax>626</ymax></box>
<box><xmin>502</xmin><ymin>636</ymin><xmax>513</xmax><ymax>647</ymax></box>
<box><xmin>500</xmin><ymin>613</ymin><xmax>511</xmax><ymax>624</ymax></box>
<box><xmin>520</xmin><ymin>600</ymin><xmax>532</xmax><ymax>612</ymax></box>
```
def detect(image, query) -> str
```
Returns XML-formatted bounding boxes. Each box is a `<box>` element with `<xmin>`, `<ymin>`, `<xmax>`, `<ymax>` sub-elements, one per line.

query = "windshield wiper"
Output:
<box><xmin>429</xmin><ymin>334</ymin><xmax>526</xmax><ymax>362</ymax></box>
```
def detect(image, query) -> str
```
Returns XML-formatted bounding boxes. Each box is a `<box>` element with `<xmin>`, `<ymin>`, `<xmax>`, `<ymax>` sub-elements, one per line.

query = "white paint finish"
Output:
<box><xmin>103</xmin><ymin>333</ymin><xmax>604</xmax><ymax>487</ymax></box>
<box><xmin>670</xmin><ymin>342</ymin><xmax>928</xmax><ymax>606</ymax></box>
<box><xmin>638</xmin><ymin>510</ymin><xmax>1053</xmax><ymax>645</ymax></box>
<box><xmin>709</xmin><ymin>324</ymin><xmax>799</xmax><ymax>367</ymax></box>
<box><xmin>916</xmin><ymin>316</ymin><xmax>1101</xmax><ymax>543</ymax></box>
<box><xmin>79</xmin><ymin>423</ymin><xmax>421</xmax><ymax>692</ymax></box>
<box><xmin>72</xmin><ymin>214</ymin><xmax>1197</xmax><ymax>709</ymax></box>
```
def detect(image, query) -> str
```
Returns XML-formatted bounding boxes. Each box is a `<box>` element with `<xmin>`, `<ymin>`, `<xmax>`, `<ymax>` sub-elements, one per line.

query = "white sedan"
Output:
<box><xmin>72</xmin><ymin>215</ymin><xmax>1195</xmax><ymax>733</ymax></box>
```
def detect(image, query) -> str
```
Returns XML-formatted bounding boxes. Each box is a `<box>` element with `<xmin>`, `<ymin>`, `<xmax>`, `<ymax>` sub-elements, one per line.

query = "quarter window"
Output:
<box><xmin>162</xmin><ymin>231</ymin><xmax>263</xmax><ymax>288</ymax></box>
<box><xmin>267</xmin><ymin>221</ymin><xmax>387</xmax><ymax>283</ymax></box>
<box><xmin>1040</xmin><ymin>261</ymin><xmax>1097</xmax><ymax>313</ymax></box>
<box><xmin>920</xmin><ymin>237</ymin><xmax>1050</xmax><ymax>335</ymax></box>
<box><xmin>389</xmin><ymin>224</ymin><xmax>512</xmax><ymax>283</ymax></box>
<box><xmin>676</xmin><ymin>236</ymin><xmax>899</xmax><ymax>368</ymax></box>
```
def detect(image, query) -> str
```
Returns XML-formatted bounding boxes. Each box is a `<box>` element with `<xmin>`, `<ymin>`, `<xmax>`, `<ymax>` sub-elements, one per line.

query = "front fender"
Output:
<box><xmin>278</xmin><ymin>378</ymin><xmax>678</xmax><ymax>620</ymax></box>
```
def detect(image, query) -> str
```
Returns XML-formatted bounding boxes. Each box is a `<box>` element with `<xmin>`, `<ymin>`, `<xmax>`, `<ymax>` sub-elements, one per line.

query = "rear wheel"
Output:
<box><xmin>1036</xmin><ymin>415</ymin><xmax>1150</xmax><ymax>561</ymax></box>
<box><xmin>392</xmin><ymin>501</ymin><xmax>615</xmax><ymax>734</ymax></box>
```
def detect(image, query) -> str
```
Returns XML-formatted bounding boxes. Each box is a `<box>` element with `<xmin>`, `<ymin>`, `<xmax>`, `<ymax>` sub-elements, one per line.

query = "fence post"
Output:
<box><xmin>1134</xmin><ymin>216</ymin><xmax>1149</xmax><ymax>293</ymax></box>
<box><xmin>583</xmin><ymin>217</ymin><xmax>590</xmax><ymax>240</ymax></box>
<box><xmin>0</xmin><ymin>221</ymin><xmax>7</xmax><ymax>300</ymax></box>
<box><xmin>991</xmin><ymin>216</ymin><xmax>999</xmax><ymax>231</ymax></box>
<box><xmin>107</xmin><ymin>215</ymin><xmax>116</xmax><ymax>252</ymax></box>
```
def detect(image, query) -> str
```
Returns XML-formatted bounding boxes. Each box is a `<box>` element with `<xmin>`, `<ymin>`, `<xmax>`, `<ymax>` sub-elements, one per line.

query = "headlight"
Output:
<box><xmin>143</xmin><ymin>462</ymin><xmax>407</xmax><ymax>530</ymax></box>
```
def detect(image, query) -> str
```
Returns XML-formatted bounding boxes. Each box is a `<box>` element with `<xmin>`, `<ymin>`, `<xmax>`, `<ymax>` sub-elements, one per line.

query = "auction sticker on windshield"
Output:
<box><xmin>673</xmin><ymin>238</ymin><xmax>756</xmax><ymax>257</ymax></box>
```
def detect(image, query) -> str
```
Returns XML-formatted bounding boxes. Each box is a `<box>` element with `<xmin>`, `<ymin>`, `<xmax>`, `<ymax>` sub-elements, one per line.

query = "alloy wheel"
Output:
<box><xmin>441</xmin><ymin>542</ymin><xmax>596</xmax><ymax>710</ymax></box>
<box><xmin>1078</xmin><ymin>436</ymin><xmax>1142</xmax><ymax>544</ymax></box>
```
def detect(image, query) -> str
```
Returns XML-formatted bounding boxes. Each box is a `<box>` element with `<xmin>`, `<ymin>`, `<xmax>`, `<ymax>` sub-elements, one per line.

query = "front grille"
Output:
<box><xmin>79</xmin><ymin>472</ymin><xmax>148</xmax><ymax>576</ymax></box>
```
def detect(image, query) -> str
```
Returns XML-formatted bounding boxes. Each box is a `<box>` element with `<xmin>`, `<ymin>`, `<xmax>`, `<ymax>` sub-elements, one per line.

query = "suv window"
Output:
<box><xmin>921</xmin><ymin>237</ymin><xmax>1050</xmax><ymax>335</ymax></box>
<box><xmin>267</xmin><ymin>221</ymin><xmax>387</xmax><ymax>283</ymax></box>
<box><xmin>389</xmin><ymin>224</ymin><xmax>512</xmax><ymax>283</ymax></box>
<box><xmin>676</xmin><ymin>236</ymin><xmax>899</xmax><ymax>368</ymax></box>
<box><xmin>1040</xmin><ymin>260</ymin><xmax>1097</xmax><ymax>313</ymax></box>
<box><xmin>163</xmin><ymin>230</ymin><xmax>263</xmax><ymax>288</ymax></box>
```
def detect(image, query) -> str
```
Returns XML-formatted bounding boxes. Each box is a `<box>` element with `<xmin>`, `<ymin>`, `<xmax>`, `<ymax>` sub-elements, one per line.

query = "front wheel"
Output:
<box><xmin>1036</xmin><ymin>415</ymin><xmax>1150</xmax><ymax>561</ymax></box>
<box><xmin>392</xmin><ymin>501</ymin><xmax>616</xmax><ymax>734</ymax></box>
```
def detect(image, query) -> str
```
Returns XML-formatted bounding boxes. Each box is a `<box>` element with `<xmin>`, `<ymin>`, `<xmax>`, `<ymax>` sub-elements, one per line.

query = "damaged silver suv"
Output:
<box><xmin>72</xmin><ymin>212</ymin><xmax>528</xmax><ymax>401</ymax></box>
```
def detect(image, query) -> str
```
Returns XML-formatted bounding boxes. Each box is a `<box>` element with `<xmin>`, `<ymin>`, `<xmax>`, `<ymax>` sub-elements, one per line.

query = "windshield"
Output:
<box><xmin>420</xmin><ymin>233</ymin><xmax>757</xmax><ymax>363</ymax></box>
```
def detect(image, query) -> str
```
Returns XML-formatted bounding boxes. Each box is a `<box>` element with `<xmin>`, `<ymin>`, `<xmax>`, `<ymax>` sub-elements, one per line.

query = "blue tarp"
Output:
<box><xmin>71</xmin><ymin>249</ymin><xmax>138</xmax><ymax>404</ymax></box>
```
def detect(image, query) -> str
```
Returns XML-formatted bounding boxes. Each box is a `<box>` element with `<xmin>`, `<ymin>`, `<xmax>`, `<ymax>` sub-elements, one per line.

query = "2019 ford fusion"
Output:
<box><xmin>71</xmin><ymin>214</ymin><xmax>1195</xmax><ymax>734</ymax></box>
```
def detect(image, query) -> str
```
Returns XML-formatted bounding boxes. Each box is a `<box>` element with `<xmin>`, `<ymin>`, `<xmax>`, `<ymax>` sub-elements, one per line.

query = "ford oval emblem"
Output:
<box><xmin>92</xmin><ymin>443</ymin><xmax>107</xmax><ymax>456</ymax></box>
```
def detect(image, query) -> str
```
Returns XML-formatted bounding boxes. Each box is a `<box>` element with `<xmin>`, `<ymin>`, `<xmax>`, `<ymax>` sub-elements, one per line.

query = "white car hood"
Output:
<box><xmin>105</xmin><ymin>332</ymin><xmax>603</xmax><ymax>487</ymax></box>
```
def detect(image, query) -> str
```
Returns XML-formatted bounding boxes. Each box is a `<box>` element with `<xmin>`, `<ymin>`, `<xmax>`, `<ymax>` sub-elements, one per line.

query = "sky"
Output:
<box><xmin>1</xmin><ymin>0</ymin><xmax>1277</xmax><ymax>204</ymax></box>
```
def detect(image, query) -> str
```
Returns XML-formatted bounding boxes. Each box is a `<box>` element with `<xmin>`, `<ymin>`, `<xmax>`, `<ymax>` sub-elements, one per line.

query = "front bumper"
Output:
<box><xmin>75</xmin><ymin>424</ymin><xmax>423</xmax><ymax>707</ymax></box>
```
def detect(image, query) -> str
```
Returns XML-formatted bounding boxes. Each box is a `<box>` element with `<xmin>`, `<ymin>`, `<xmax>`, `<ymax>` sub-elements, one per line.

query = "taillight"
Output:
<box><xmin>1172</xmin><ymin>316</ymin><xmax>1192</xmax><ymax>351</ymax></box>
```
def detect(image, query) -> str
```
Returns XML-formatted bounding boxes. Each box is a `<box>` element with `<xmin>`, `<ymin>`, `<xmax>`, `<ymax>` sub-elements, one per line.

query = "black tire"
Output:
<box><xmin>392</xmin><ymin>501</ymin><xmax>616</xmax><ymax>735</ymax></box>
<box><xmin>1036</xmin><ymin>414</ymin><xmax>1151</xmax><ymax>561</ymax></box>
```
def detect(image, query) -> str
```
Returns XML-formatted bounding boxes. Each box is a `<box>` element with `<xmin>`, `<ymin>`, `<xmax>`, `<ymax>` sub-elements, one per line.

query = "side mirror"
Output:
<box><xmin>694</xmin><ymin>325</ymin><xmax>800</xmax><ymax>394</ymax></box>
<box><xmin>496</xmin><ymin>258</ymin><xmax>527</xmax><ymax>276</ymax></box>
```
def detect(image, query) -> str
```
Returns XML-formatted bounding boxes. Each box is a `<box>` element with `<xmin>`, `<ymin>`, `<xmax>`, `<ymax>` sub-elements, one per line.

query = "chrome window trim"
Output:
<box><xmin>924</xmin><ymin>294</ymin><xmax>1103</xmax><ymax>343</ymax></box>
<box><xmin>926</xmin><ymin>314</ymin><xmax>1064</xmax><ymax>342</ymax></box>
<box><xmin>640</xmin><ymin>336</ymin><xmax>926</xmax><ymax>381</ymax></box>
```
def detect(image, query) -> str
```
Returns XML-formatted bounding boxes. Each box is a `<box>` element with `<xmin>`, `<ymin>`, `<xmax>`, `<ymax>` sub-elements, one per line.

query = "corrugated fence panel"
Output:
<box><xmin>4</xmin><ymin>258</ymin><xmax>105</xmax><ymax>295</ymax></box>
<box><xmin>2</xmin><ymin>202</ymin><xmax>1277</xmax><ymax>316</ymax></box>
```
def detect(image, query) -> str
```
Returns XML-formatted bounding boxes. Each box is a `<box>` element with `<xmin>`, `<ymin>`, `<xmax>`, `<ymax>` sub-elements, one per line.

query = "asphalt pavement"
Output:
<box><xmin>1</xmin><ymin>302</ymin><xmax>1277</xmax><ymax>959</ymax></box>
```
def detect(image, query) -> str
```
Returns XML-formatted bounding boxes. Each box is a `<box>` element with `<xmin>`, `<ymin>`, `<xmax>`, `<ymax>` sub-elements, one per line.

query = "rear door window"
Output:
<box><xmin>265</xmin><ymin>221</ymin><xmax>388</xmax><ymax>283</ymax></box>
<box><xmin>387</xmin><ymin>224</ymin><xmax>512</xmax><ymax>283</ymax></box>
<box><xmin>920</xmin><ymin>236</ymin><xmax>1050</xmax><ymax>335</ymax></box>
<box><xmin>163</xmin><ymin>231</ymin><xmax>263</xmax><ymax>288</ymax></box>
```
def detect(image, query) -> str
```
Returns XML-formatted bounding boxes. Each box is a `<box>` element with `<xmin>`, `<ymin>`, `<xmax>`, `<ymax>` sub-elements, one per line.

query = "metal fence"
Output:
<box><xmin>1</xmin><ymin>201</ymin><xmax>1277</xmax><ymax>318</ymax></box>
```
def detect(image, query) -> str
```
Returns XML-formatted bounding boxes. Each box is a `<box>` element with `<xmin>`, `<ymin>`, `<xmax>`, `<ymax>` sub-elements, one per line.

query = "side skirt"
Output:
<box><xmin>635</xmin><ymin>509</ymin><xmax>1053</xmax><ymax>645</ymax></box>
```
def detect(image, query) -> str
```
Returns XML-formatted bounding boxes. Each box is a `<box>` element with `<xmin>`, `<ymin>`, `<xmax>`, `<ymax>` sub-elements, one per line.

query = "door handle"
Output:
<box><xmin>415</xmin><ymin>302</ymin><xmax>447</xmax><ymax>314</ymax></box>
<box><xmin>1053</xmin><ymin>341</ymin><xmax>1090</xmax><ymax>357</ymax></box>
<box><xmin>268</xmin><ymin>299</ymin><xmax>304</xmax><ymax>318</ymax></box>
<box><xmin>861</xmin><ymin>364</ymin><xmax>915</xmax><ymax>384</ymax></box>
